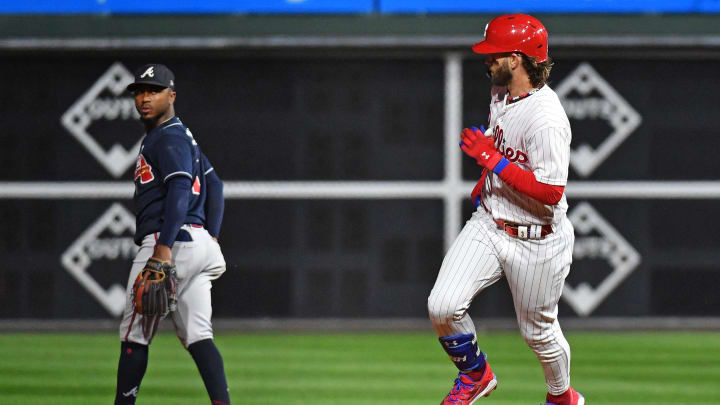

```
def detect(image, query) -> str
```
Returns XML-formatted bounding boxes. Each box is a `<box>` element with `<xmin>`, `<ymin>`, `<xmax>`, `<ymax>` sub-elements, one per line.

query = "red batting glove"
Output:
<box><xmin>460</xmin><ymin>127</ymin><xmax>503</xmax><ymax>170</ymax></box>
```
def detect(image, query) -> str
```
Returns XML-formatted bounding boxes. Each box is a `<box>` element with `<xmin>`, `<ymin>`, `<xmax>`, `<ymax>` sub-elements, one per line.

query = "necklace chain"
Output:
<box><xmin>507</xmin><ymin>87</ymin><xmax>541</xmax><ymax>104</ymax></box>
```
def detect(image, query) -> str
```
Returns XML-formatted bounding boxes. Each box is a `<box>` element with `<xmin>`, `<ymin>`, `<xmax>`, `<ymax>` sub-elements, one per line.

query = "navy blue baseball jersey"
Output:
<box><xmin>132</xmin><ymin>117</ymin><xmax>213</xmax><ymax>245</ymax></box>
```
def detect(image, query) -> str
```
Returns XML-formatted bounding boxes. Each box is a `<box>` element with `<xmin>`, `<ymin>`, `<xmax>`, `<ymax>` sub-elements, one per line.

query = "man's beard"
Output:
<box><xmin>489</xmin><ymin>61</ymin><xmax>512</xmax><ymax>86</ymax></box>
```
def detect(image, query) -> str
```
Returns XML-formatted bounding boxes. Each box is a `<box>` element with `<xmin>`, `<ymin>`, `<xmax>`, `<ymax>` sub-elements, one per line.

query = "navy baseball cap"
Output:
<box><xmin>127</xmin><ymin>63</ymin><xmax>175</xmax><ymax>92</ymax></box>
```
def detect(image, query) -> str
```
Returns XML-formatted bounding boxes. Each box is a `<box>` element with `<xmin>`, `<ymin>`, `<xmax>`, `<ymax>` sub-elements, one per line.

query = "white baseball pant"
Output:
<box><xmin>119</xmin><ymin>225</ymin><xmax>226</xmax><ymax>348</ymax></box>
<box><xmin>428</xmin><ymin>209</ymin><xmax>575</xmax><ymax>395</ymax></box>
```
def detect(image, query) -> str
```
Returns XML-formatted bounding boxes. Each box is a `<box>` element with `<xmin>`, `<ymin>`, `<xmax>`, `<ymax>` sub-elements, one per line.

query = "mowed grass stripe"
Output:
<box><xmin>1</xmin><ymin>331</ymin><xmax>719</xmax><ymax>405</ymax></box>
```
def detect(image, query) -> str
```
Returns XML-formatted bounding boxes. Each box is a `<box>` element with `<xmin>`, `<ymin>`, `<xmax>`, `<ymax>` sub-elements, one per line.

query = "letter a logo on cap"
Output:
<box><xmin>140</xmin><ymin>66</ymin><xmax>155</xmax><ymax>78</ymax></box>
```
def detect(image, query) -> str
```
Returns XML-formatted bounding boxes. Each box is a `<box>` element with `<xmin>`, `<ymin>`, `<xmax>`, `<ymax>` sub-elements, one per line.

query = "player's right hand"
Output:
<box><xmin>152</xmin><ymin>245</ymin><xmax>173</xmax><ymax>262</ymax></box>
<box><xmin>460</xmin><ymin>127</ymin><xmax>503</xmax><ymax>170</ymax></box>
<box><xmin>459</xmin><ymin>125</ymin><xmax>485</xmax><ymax>148</ymax></box>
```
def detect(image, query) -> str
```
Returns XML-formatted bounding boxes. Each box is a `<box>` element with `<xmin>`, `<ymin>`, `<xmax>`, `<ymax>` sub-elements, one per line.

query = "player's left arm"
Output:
<box><xmin>154</xmin><ymin>135</ymin><xmax>194</xmax><ymax>260</ymax></box>
<box><xmin>500</xmin><ymin>126</ymin><xmax>570</xmax><ymax>205</ymax></box>
<box><xmin>494</xmin><ymin>164</ymin><xmax>564</xmax><ymax>205</ymax></box>
<box><xmin>154</xmin><ymin>177</ymin><xmax>192</xmax><ymax>261</ymax></box>
<box><xmin>201</xmin><ymin>152</ymin><xmax>224</xmax><ymax>241</ymax></box>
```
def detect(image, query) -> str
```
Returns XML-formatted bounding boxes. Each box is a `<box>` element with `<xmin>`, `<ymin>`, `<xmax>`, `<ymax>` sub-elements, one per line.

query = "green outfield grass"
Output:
<box><xmin>1</xmin><ymin>330</ymin><xmax>719</xmax><ymax>404</ymax></box>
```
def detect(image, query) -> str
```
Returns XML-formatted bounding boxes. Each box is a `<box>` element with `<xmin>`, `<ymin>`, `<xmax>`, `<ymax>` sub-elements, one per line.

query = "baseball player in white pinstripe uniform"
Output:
<box><xmin>428</xmin><ymin>14</ymin><xmax>585</xmax><ymax>405</ymax></box>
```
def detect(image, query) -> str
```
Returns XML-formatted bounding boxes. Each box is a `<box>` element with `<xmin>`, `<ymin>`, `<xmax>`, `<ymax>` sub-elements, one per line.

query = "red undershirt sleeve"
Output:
<box><xmin>497</xmin><ymin>163</ymin><xmax>564</xmax><ymax>205</ymax></box>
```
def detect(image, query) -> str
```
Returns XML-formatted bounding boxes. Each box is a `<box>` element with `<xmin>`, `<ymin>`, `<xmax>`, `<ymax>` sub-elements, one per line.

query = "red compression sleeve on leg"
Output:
<box><xmin>497</xmin><ymin>163</ymin><xmax>564</xmax><ymax>205</ymax></box>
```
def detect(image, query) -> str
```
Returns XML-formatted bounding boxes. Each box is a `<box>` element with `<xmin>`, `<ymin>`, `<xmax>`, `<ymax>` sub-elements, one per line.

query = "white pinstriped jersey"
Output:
<box><xmin>481</xmin><ymin>84</ymin><xmax>571</xmax><ymax>226</ymax></box>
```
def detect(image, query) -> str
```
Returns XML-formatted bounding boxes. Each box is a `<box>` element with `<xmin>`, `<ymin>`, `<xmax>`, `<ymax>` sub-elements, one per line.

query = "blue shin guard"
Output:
<box><xmin>439</xmin><ymin>333</ymin><xmax>486</xmax><ymax>372</ymax></box>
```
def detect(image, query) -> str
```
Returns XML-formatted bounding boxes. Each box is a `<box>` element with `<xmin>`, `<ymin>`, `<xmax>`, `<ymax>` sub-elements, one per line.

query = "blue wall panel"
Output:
<box><xmin>1</xmin><ymin>0</ymin><xmax>719</xmax><ymax>14</ymax></box>
<box><xmin>0</xmin><ymin>0</ymin><xmax>374</xmax><ymax>14</ymax></box>
<box><xmin>380</xmin><ymin>0</ymin><xmax>720</xmax><ymax>13</ymax></box>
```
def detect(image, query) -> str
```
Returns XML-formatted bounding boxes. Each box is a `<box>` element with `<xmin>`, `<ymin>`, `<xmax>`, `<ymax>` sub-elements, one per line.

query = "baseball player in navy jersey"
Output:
<box><xmin>427</xmin><ymin>15</ymin><xmax>585</xmax><ymax>405</ymax></box>
<box><xmin>114</xmin><ymin>64</ymin><xmax>230</xmax><ymax>405</ymax></box>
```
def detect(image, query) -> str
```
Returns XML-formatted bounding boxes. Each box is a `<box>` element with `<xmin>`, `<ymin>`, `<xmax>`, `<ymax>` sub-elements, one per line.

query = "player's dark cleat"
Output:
<box><xmin>544</xmin><ymin>386</ymin><xmax>585</xmax><ymax>405</ymax></box>
<box><xmin>439</xmin><ymin>362</ymin><xmax>497</xmax><ymax>405</ymax></box>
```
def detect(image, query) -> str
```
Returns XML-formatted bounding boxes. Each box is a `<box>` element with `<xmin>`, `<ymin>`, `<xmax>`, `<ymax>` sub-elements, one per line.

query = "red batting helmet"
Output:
<box><xmin>472</xmin><ymin>14</ymin><xmax>549</xmax><ymax>62</ymax></box>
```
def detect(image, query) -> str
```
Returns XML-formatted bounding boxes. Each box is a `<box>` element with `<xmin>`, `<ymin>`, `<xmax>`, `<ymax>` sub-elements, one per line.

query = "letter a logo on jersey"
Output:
<box><xmin>192</xmin><ymin>176</ymin><xmax>201</xmax><ymax>195</ymax></box>
<box><xmin>134</xmin><ymin>154</ymin><xmax>155</xmax><ymax>184</ymax></box>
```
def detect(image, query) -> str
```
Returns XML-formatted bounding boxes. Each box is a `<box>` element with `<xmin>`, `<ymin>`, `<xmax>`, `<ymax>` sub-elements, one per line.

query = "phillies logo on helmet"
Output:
<box><xmin>134</xmin><ymin>154</ymin><xmax>155</xmax><ymax>184</ymax></box>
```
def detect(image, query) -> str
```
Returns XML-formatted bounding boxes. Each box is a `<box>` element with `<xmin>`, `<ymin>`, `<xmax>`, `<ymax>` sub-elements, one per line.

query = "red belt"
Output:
<box><xmin>493</xmin><ymin>219</ymin><xmax>552</xmax><ymax>240</ymax></box>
